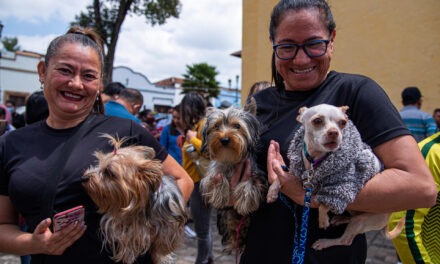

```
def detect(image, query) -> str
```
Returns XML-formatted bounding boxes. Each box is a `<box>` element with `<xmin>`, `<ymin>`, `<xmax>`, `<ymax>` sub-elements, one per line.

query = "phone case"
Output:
<box><xmin>53</xmin><ymin>205</ymin><xmax>85</xmax><ymax>232</ymax></box>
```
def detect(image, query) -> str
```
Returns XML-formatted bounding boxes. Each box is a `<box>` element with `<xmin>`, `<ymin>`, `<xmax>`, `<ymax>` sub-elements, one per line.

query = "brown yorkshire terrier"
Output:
<box><xmin>82</xmin><ymin>134</ymin><xmax>187</xmax><ymax>264</ymax></box>
<box><xmin>200</xmin><ymin>99</ymin><xmax>267</xmax><ymax>251</ymax></box>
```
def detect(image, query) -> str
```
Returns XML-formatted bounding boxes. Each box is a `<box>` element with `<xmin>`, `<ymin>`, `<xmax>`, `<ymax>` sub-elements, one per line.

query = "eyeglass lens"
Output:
<box><xmin>275</xmin><ymin>41</ymin><xmax>328</xmax><ymax>60</ymax></box>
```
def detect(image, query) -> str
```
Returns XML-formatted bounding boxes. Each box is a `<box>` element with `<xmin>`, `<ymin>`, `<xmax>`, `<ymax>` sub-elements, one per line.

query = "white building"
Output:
<box><xmin>0</xmin><ymin>51</ymin><xmax>241</xmax><ymax>112</ymax></box>
<box><xmin>0</xmin><ymin>50</ymin><xmax>42</xmax><ymax>106</ymax></box>
<box><xmin>113</xmin><ymin>66</ymin><xmax>179</xmax><ymax>112</ymax></box>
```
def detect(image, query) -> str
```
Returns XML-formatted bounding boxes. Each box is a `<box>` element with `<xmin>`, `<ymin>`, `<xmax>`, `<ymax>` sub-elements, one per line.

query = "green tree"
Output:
<box><xmin>2</xmin><ymin>37</ymin><xmax>20</xmax><ymax>52</ymax></box>
<box><xmin>72</xmin><ymin>0</ymin><xmax>181</xmax><ymax>85</ymax></box>
<box><xmin>182</xmin><ymin>62</ymin><xmax>220</xmax><ymax>100</ymax></box>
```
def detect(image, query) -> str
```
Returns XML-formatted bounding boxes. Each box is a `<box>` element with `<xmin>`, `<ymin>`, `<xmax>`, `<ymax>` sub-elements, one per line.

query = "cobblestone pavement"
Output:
<box><xmin>0</xmin><ymin>210</ymin><xmax>398</xmax><ymax>264</ymax></box>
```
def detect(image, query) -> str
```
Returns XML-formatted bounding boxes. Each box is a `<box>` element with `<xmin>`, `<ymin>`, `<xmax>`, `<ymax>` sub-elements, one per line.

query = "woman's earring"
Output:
<box><xmin>96</xmin><ymin>91</ymin><xmax>100</xmax><ymax>101</ymax></box>
<box><xmin>40</xmin><ymin>80</ymin><xmax>44</xmax><ymax>90</ymax></box>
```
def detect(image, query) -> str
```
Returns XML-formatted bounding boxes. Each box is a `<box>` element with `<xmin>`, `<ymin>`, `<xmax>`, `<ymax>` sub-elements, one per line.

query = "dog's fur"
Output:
<box><xmin>271</xmin><ymin>104</ymin><xmax>404</xmax><ymax>250</ymax></box>
<box><xmin>82</xmin><ymin>134</ymin><xmax>187</xmax><ymax>264</ymax></box>
<box><xmin>200</xmin><ymin>98</ymin><xmax>267</xmax><ymax>251</ymax></box>
<box><xmin>200</xmin><ymin>99</ymin><xmax>267</xmax><ymax>215</ymax></box>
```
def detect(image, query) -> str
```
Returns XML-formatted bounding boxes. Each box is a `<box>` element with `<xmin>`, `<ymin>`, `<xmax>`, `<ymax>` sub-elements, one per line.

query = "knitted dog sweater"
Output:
<box><xmin>287</xmin><ymin>120</ymin><xmax>380</xmax><ymax>214</ymax></box>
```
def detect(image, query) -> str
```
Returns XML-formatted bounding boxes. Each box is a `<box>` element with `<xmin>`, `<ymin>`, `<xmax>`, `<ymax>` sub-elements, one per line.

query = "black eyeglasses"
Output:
<box><xmin>273</xmin><ymin>39</ymin><xmax>330</xmax><ymax>60</ymax></box>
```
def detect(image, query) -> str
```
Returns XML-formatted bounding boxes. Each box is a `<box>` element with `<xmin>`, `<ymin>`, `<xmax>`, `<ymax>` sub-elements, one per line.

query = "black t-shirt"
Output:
<box><xmin>0</xmin><ymin>114</ymin><xmax>167</xmax><ymax>264</ymax></box>
<box><xmin>240</xmin><ymin>71</ymin><xmax>410</xmax><ymax>264</ymax></box>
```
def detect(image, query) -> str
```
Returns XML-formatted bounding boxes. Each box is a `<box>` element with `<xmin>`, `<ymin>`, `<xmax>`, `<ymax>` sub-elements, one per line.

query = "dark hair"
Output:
<box><xmin>434</xmin><ymin>108</ymin><xmax>440</xmax><ymax>115</ymax></box>
<box><xmin>119</xmin><ymin>88</ymin><xmax>144</xmax><ymax>106</ymax></box>
<box><xmin>269</xmin><ymin>0</ymin><xmax>336</xmax><ymax>90</ymax></box>
<box><xmin>179</xmin><ymin>92</ymin><xmax>206</xmax><ymax>131</ymax></box>
<box><xmin>401</xmin><ymin>86</ymin><xmax>422</xmax><ymax>105</ymax></box>
<box><xmin>5</xmin><ymin>100</ymin><xmax>16</xmax><ymax>107</ymax></box>
<box><xmin>138</xmin><ymin>109</ymin><xmax>152</xmax><ymax>119</ymax></box>
<box><xmin>170</xmin><ymin>104</ymin><xmax>180</xmax><ymax>136</ymax></box>
<box><xmin>103</xmin><ymin>82</ymin><xmax>125</xmax><ymax>96</ymax></box>
<box><xmin>0</xmin><ymin>107</ymin><xmax>5</xmax><ymax>117</ymax></box>
<box><xmin>44</xmin><ymin>26</ymin><xmax>105</xmax><ymax>114</ymax></box>
<box><xmin>45</xmin><ymin>26</ymin><xmax>104</xmax><ymax>70</ymax></box>
<box><xmin>248</xmin><ymin>81</ymin><xmax>272</xmax><ymax>98</ymax></box>
<box><xmin>25</xmin><ymin>91</ymin><xmax>49</xmax><ymax>124</ymax></box>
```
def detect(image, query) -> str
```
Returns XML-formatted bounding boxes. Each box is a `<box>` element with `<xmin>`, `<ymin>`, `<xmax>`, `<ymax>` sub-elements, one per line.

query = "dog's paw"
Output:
<box><xmin>312</xmin><ymin>239</ymin><xmax>334</xmax><ymax>251</ymax></box>
<box><xmin>200</xmin><ymin>175</ymin><xmax>230</xmax><ymax>208</ymax></box>
<box><xmin>266</xmin><ymin>180</ymin><xmax>281</xmax><ymax>203</ymax></box>
<box><xmin>233</xmin><ymin>181</ymin><xmax>263</xmax><ymax>215</ymax></box>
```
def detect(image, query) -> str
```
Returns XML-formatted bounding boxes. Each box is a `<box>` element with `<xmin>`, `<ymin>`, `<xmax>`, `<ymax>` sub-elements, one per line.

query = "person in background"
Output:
<box><xmin>0</xmin><ymin>26</ymin><xmax>193</xmax><ymax>264</ymax></box>
<box><xmin>433</xmin><ymin>108</ymin><xmax>440</xmax><ymax>131</ymax></box>
<box><xmin>159</xmin><ymin>104</ymin><xmax>183</xmax><ymax>165</ymax></box>
<box><xmin>139</xmin><ymin>109</ymin><xmax>160</xmax><ymax>139</ymax></box>
<box><xmin>5</xmin><ymin>100</ymin><xmax>25</xmax><ymax>129</ymax></box>
<box><xmin>156</xmin><ymin>108</ymin><xmax>174</xmax><ymax>131</ymax></box>
<box><xmin>104</xmin><ymin>87</ymin><xmax>143</xmax><ymax>124</ymax></box>
<box><xmin>218</xmin><ymin>100</ymin><xmax>232</xmax><ymax>109</ymax></box>
<box><xmin>399</xmin><ymin>86</ymin><xmax>437</xmax><ymax>142</ymax></box>
<box><xmin>227</xmin><ymin>1</ymin><xmax>437</xmax><ymax>263</ymax></box>
<box><xmin>390</xmin><ymin>132</ymin><xmax>440</xmax><ymax>264</ymax></box>
<box><xmin>247</xmin><ymin>80</ymin><xmax>272</xmax><ymax>99</ymax></box>
<box><xmin>0</xmin><ymin>107</ymin><xmax>14</xmax><ymax>135</ymax></box>
<box><xmin>0</xmin><ymin>104</ymin><xmax>13</xmax><ymax>126</ymax></box>
<box><xmin>180</xmin><ymin>91</ymin><xmax>214</xmax><ymax>264</ymax></box>
<box><xmin>24</xmin><ymin>91</ymin><xmax>49</xmax><ymax>125</ymax></box>
<box><xmin>100</xmin><ymin>81</ymin><xmax>125</xmax><ymax>104</ymax></box>
<box><xmin>159</xmin><ymin>104</ymin><xmax>197</xmax><ymax>239</ymax></box>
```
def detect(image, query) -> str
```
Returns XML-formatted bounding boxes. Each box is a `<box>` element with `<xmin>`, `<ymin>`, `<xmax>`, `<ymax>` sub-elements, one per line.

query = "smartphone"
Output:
<box><xmin>53</xmin><ymin>205</ymin><xmax>85</xmax><ymax>232</ymax></box>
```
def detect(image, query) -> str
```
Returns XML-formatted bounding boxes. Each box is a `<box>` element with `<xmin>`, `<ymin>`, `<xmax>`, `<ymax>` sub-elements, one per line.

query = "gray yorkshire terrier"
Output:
<box><xmin>269</xmin><ymin>104</ymin><xmax>404</xmax><ymax>250</ymax></box>
<box><xmin>82</xmin><ymin>134</ymin><xmax>187</xmax><ymax>264</ymax></box>
<box><xmin>200</xmin><ymin>98</ymin><xmax>267</xmax><ymax>251</ymax></box>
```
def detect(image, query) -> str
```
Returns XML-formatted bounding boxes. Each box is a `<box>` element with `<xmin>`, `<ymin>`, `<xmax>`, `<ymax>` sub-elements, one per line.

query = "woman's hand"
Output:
<box><xmin>267</xmin><ymin>140</ymin><xmax>316</xmax><ymax>206</ymax></box>
<box><xmin>185</xmin><ymin>129</ymin><xmax>197</xmax><ymax>142</ymax></box>
<box><xmin>32</xmin><ymin>218</ymin><xmax>86</xmax><ymax>255</ymax></box>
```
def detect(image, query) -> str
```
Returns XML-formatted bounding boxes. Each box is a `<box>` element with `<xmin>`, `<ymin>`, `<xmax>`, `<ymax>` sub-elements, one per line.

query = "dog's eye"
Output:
<box><xmin>214</xmin><ymin>124</ymin><xmax>220</xmax><ymax>130</ymax></box>
<box><xmin>339</xmin><ymin>120</ymin><xmax>347</xmax><ymax>127</ymax></box>
<box><xmin>233</xmin><ymin>123</ymin><xmax>241</xmax><ymax>129</ymax></box>
<box><xmin>312</xmin><ymin>118</ymin><xmax>323</xmax><ymax>126</ymax></box>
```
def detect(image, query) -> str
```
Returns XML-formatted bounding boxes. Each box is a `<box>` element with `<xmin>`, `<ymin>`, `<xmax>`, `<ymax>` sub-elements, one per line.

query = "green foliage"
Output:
<box><xmin>2</xmin><ymin>37</ymin><xmax>20</xmax><ymax>52</ymax></box>
<box><xmin>182</xmin><ymin>63</ymin><xmax>221</xmax><ymax>99</ymax></box>
<box><xmin>72</xmin><ymin>0</ymin><xmax>181</xmax><ymax>84</ymax></box>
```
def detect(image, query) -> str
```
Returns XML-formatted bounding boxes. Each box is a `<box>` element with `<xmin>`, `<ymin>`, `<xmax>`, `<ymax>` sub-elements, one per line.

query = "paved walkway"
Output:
<box><xmin>0</xmin><ymin>210</ymin><xmax>398</xmax><ymax>264</ymax></box>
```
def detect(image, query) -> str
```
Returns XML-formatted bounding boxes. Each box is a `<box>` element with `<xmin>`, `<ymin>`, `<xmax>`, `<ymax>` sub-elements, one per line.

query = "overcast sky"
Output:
<box><xmin>0</xmin><ymin>0</ymin><xmax>242</xmax><ymax>88</ymax></box>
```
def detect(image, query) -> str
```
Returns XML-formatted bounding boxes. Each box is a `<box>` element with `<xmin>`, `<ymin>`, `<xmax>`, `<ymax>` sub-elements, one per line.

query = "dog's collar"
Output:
<box><xmin>303</xmin><ymin>142</ymin><xmax>330</xmax><ymax>168</ymax></box>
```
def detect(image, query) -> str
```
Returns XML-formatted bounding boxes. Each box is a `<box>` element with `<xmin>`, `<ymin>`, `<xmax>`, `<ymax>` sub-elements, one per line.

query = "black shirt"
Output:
<box><xmin>240</xmin><ymin>71</ymin><xmax>410</xmax><ymax>264</ymax></box>
<box><xmin>0</xmin><ymin>114</ymin><xmax>167</xmax><ymax>264</ymax></box>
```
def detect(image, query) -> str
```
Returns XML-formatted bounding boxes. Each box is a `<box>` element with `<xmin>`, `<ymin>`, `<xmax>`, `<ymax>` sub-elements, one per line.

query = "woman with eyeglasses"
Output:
<box><xmin>230</xmin><ymin>0</ymin><xmax>437</xmax><ymax>263</ymax></box>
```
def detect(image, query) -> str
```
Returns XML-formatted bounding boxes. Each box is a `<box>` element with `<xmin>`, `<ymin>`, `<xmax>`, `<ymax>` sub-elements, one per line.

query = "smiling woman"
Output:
<box><xmin>0</xmin><ymin>26</ymin><xmax>193</xmax><ymax>264</ymax></box>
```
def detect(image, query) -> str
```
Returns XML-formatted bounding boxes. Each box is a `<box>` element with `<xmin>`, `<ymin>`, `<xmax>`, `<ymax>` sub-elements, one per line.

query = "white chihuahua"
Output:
<box><xmin>267</xmin><ymin>104</ymin><xmax>404</xmax><ymax>250</ymax></box>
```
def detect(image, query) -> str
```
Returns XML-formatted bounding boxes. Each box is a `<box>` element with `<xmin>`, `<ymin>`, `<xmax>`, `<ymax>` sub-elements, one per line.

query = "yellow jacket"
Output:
<box><xmin>181</xmin><ymin>119</ymin><xmax>206</xmax><ymax>183</ymax></box>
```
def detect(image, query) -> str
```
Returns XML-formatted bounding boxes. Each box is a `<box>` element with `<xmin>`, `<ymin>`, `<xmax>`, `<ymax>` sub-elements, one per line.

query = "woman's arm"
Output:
<box><xmin>270</xmin><ymin>136</ymin><xmax>437</xmax><ymax>213</ymax></box>
<box><xmin>0</xmin><ymin>196</ymin><xmax>86</xmax><ymax>256</ymax></box>
<box><xmin>162</xmin><ymin>155</ymin><xmax>194</xmax><ymax>202</ymax></box>
<box><xmin>349</xmin><ymin>135</ymin><xmax>436</xmax><ymax>212</ymax></box>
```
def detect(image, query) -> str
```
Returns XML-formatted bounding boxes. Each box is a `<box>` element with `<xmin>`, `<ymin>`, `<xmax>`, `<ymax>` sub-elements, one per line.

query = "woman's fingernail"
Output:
<box><xmin>281</xmin><ymin>165</ymin><xmax>288</xmax><ymax>172</ymax></box>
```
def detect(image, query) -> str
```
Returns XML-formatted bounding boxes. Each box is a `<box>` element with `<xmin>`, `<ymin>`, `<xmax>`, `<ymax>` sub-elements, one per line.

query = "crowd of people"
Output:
<box><xmin>0</xmin><ymin>0</ymin><xmax>439</xmax><ymax>264</ymax></box>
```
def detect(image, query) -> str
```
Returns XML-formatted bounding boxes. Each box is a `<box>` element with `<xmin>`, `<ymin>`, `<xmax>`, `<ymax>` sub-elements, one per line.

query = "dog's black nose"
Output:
<box><xmin>220</xmin><ymin>137</ymin><xmax>230</xmax><ymax>146</ymax></box>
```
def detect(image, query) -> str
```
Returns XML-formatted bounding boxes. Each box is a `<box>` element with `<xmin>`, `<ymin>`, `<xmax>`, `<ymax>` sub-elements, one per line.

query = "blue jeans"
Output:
<box><xmin>190</xmin><ymin>182</ymin><xmax>213</xmax><ymax>264</ymax></box>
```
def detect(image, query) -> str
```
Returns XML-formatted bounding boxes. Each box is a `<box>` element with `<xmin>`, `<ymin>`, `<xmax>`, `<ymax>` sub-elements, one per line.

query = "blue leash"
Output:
<box><xmin>281</xmin><ymin>162</ymin><xmax>316</xmax><ymax>264</ymax></box>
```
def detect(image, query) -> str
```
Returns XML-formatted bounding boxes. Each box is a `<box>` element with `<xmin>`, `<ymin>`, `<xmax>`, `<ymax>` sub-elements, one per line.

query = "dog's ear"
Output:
<box><xmin>339</xmin><ymin>106</ymin><xmax>349</xmax><ymax>114</ymax></box>
<box><xmin>244</xmin><ymin>97</ymin><xmax>257</xmax><ymax>116</ymax></box>
<box><xmin>200</xmin><ymin>118</ymin><xmax>209</xmax><ymax>156</ymax></box>
<box><xmin>297</xmin><ymin>106</ymin><xmax>308</xmax><ymax>123</ymax></box>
